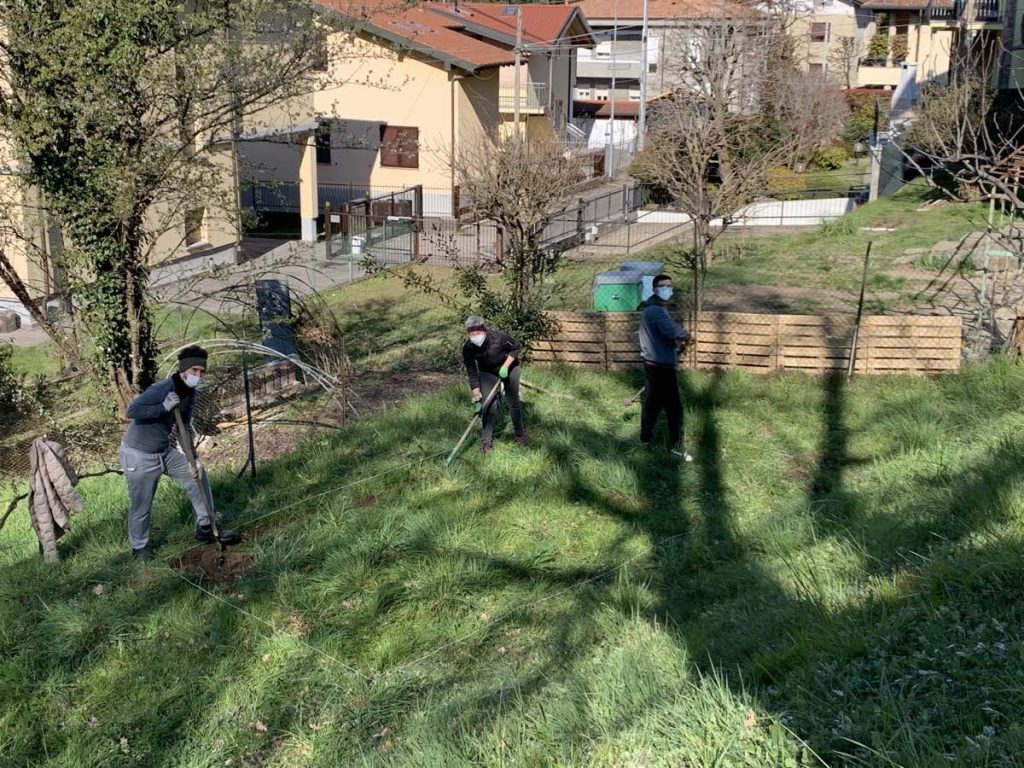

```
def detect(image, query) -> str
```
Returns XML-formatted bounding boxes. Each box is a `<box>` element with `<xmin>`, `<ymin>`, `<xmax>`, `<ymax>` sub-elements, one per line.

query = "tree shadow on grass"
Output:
<box><xmin>6</xmin><ymin>366</ymin><xmax>1024</xmax><ymax>765</ymax></box>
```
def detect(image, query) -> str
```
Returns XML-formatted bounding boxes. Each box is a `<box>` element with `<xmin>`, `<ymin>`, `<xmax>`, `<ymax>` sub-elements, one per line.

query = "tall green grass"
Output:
<box><xmin>3</xmin><ymin>358</ymin><xmax>1024</xmax><ymax>766</ymax></box>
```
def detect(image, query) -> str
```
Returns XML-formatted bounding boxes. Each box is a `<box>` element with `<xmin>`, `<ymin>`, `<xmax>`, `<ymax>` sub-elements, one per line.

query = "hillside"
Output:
<box><xmin>3</xmin><ymin>360</ymin><xmax>1024</xmax><ymax>766</ymax></box>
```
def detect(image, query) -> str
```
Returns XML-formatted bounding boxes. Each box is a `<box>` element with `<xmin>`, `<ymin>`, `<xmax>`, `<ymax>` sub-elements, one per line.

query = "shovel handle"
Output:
<box><xmin>173</xmin><ymin>406</ymin><xmax>220</xmax><ymax>539</ymax></box>
<box><xmin>444</xmin><ymin>379</ymin><xmax>503</xmax><ymax>467</ymax></box>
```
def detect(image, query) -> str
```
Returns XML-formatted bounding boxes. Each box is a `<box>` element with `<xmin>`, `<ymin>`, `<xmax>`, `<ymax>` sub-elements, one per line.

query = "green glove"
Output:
<box><xmin>499</xmin><ymin>365</ymin><xmax>509</xmax><ymax>379</ymax></box>
<box><xmin>473</xmin><ymin>401</ymin><xmax>482</xmax><ymax>414</ymax></box>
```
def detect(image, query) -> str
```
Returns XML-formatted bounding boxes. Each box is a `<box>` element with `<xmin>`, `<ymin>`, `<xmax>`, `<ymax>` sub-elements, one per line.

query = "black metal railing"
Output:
<box><xmin>929</xmin><ymin>0</ymin><xmax>1002</xmax><ymax>22</ymax></box>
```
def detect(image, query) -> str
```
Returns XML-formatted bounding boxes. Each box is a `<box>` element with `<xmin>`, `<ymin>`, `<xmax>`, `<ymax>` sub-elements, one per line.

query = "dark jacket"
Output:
<box><xmin>639</xmin><ymin>296</ymin><xmax>691</xmax><ymax>366</ymax></box>
<box><xmin>122</xmin><ymin>375</ymin><xmax>196</xmax><ymax>454</ymax></box>
<box><xmin>462</xmin><ymin>329</ymin><xmax>522</xmax><ymax>389</ymax></box>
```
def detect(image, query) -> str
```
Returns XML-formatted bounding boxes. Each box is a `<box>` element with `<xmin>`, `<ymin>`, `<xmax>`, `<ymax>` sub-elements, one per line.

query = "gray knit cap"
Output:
<box><xmin>177</xmin><ymin>344</ymin><xmax>209</xmax><ymax>372</ymax></box>
<box><xmin>464</xmin><ymin>315</ymin><xmax>486</xmax><ymax>330</ymax></box>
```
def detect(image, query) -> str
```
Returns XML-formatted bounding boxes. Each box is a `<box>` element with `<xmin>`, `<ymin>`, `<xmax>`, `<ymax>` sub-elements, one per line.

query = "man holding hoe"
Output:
<box><xmin>119</xmin><ymin>345</ymin><xmax>236</xmax><ymax>561</ymax></box>
<box><xmin>462</xmin><ymin>315</ymin><xmax>528</xmax><ymax>454</ymax></box>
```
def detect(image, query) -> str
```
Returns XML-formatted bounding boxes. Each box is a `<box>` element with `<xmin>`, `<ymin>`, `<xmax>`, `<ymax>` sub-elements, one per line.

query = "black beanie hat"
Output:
<box><xmin>177</xmin><ymin>345</ymin><xmax>209</xmax><ymax>372</ymax></box>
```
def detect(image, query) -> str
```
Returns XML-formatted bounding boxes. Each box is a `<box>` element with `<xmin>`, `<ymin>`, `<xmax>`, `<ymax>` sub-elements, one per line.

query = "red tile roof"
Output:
<box><xmin>573</xmin><ymin>0</ymin><xmax>750</xmax><ymax>20</ymax></box>
<box><xmin>424</xmin><ymin>3</ymin><xmax>593</xmax><ymax>46</ymax></box>
<box><xmin>858</xmin><ymin>0</ymin><xmax>929</xmax><ymax>8</ymax></box>
<box><xmin>315</xmin><ymin>0</ymin><xmax>516</xmax><ymax>69</ymax></box>
<box><xmin>574</xmin><ymin>99</ymin><xmax>641</xmax><ymax>118</ymax></box>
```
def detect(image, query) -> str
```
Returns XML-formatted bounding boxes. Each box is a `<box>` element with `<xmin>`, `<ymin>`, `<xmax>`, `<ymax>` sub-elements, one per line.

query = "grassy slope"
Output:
<box><xmin>549</xmin><ymin>182</ymin><xmax>990</xmax><ymax>314</ymax></box>
<box><xmin>3</xmin><ymin>359</ymin><xmax>1024</xmax><ymax>767</ymax></box>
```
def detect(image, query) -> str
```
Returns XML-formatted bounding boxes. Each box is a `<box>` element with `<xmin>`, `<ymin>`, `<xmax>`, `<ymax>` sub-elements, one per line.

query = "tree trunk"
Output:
<box><xmin>0</xmin><ymin>248</ymin><xmax>89</xmax><ymax>374</ymax></box>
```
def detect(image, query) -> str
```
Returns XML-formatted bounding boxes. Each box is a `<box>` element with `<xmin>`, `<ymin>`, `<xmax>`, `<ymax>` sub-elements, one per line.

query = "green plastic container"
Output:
<box><xmin>592</xmin><ymin>270</ymin><xmax>643</xmax><ymax>312</ymax></box>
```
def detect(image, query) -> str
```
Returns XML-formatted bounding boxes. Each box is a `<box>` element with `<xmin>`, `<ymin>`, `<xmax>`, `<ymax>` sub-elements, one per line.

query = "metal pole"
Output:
<box><xmin>514</xmin><ymin>8</ymin><xmax>523</xmax><ymax>136</ymax></box>
<box><xmin>238</xmin><ymin>348</ymin><xmax>257</xmax><ymax>480</ymax></box>
<box><xmin>608</xmin><ymin>0</ymin><xmax>618</xmax><ymax>177</ymax></box>
<box><xmin>637</xmin><ymin>0</ymin><xmax>650</xmax><ymax>151</ymax></box>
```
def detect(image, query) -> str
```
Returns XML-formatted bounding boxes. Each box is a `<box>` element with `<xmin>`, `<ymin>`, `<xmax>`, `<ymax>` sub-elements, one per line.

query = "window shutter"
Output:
<box><xmin>380</xmin><ymin>126</ymin><xmax>418</xmax><ymax>168</ymax></box>
<box><xmin>380</xmin><ymin>126</ymin><xmax>401</xmax><ymax>167</ymax></box>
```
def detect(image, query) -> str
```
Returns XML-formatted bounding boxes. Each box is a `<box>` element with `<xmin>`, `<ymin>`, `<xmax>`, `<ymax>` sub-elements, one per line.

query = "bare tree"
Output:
<box><xmin>455</xmin><ymin>132</ymin><xmax>585</xmax><ymax>314</ymax></box>
<box><xmin>829</xmin><ymin>35</ymin><xmax>863</xmax><ymax>89</ymax></box>
<box><xmin>366</xmin><ymin>130</ymin><xmax>586</xmax><ymax>345</ymax></box>
<box><xmin>895</xmin><ymin>48</ymin><xmax>1024</xmax><ymax>213</ymax></box>
<box><xmin>631</xmin><ymin>16</ymin><xmax>846</xmax><ymax>323</ymax></box>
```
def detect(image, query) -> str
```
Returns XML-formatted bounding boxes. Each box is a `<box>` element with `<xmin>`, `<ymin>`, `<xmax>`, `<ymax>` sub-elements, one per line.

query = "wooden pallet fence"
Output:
<box><xmin>532</xmin><ymin>311</ymin><xmax>961</xmax><ymax>375</ymax></box>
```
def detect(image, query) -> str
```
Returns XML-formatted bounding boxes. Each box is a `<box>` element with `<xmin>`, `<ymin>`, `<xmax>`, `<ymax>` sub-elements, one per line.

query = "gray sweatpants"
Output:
<box><xmin>119</xmin><ymin>442</ymin><xmax>213</xmax><ymax>550</ymax></box>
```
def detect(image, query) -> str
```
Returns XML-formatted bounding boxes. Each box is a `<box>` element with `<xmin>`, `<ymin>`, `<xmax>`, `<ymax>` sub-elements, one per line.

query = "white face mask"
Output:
<box><xmin>184</xmin><ymin>373</ymin><xmax>202</xmax><ymax>389</ymax></box>
<box><xmin>469</xmin><ymin>333</ymin><xmax>487</xmax><ymax>347</ymax></box>
<box><xmin>655</xmin><ymin>286</ymin><xmax>673</xmax><ymax>301</ymax></box>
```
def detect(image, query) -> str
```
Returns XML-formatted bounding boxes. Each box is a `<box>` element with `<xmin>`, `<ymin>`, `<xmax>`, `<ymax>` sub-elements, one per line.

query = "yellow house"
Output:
<box><xmin>801</xmin><ymin>0</ymin><xmax>1004</xmax><ymax>90</ymax></box>
<box><xmin>0</xmin><ymin>142</ymin><xmax>239</xmax><ymax>325</ymax></box>
<box><xmin>239</xmin><ymin>1</ymin><xmax>595</xmax><ymax>239</ymax></box>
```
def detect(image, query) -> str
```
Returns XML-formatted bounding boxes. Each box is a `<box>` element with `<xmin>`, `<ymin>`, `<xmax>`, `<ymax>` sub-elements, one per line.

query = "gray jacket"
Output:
<box><xmin>639</xmin><ymin>297</ymin><xmax>691</xmax><ymax>366</ymax></box>
<box><xmin>122</xmin><ymin>375</ymin><xmax>195</xmax><ymax>454</ymax></box>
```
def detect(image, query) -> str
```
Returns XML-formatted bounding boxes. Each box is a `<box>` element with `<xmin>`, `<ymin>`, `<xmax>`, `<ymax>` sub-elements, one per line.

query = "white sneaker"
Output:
<box><xmin>671</xmin><ymin>447</ymin><xmax>693</xmax><ymax>462</ymax></box>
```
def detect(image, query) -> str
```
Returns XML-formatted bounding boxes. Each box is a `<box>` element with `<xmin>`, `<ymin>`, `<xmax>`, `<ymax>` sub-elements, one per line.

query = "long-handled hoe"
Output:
<box><xmin>174</xmin><ymin>408</ymin><xmax>242</xmax><ymax>559</ymax></box>
<box><xmin>444</xmin><ymin>379</ymin><xmax>503</xmax><ymax>467</ymax></box>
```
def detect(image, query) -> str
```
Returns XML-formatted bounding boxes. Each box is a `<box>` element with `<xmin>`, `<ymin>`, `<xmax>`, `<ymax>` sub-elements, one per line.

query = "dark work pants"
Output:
<box><xmin>478</xmin><ymin>366</ymin><xmax>524</xmax><ymax>444</ymax></box>
<box><xmin>640</xmin><ymin>363</ymin><xmax>682</xmax><ymax>447</ymax></box>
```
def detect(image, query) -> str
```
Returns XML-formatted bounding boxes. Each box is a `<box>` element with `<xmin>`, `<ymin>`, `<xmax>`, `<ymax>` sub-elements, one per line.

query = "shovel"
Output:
<box><xmin>174</xmin><ymin>408</ymin><xmax>241</xmax><ymax>553</ymax></box>
<box><xmin>444</xmin><ymin>379</ymin><xmax>503</xmax><ymax>467</ymax></box>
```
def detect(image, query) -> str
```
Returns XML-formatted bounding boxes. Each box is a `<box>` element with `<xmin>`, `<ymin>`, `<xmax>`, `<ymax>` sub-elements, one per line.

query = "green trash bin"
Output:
<box><xmin>593</xmin><ymin>270</ymin><xmax>643</xmax><ymax>312</ymax></box>
<box><xmin>621</xmin><ymin>260</ymin><xmax>665</xmax><ymax>302</ymax></box>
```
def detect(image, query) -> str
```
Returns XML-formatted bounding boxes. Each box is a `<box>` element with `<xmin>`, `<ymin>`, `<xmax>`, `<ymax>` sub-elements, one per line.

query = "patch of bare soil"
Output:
<box><xmin>172</xmin><ymin>545</ymin><xmax>253</xmax><ymax>584</ymax></box>
<box><xmin>703</xmin><ymin>285</ymin><xmax>862</xmax><ymax>314</ymax></box>
<box><xmin>352</xmin><ymin>370</ymin><xmax>460</xmax><ymax>415</ymax></box>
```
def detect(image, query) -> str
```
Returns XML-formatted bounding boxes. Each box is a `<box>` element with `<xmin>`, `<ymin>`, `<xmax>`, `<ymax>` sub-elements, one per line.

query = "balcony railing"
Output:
<box><xmin>929</xmin><ymin>0</ymin><xmax>1002</xmax><ymax>23</ymax></box>
<box><xmin>498</xmin><ymin>84</ymin><xmax>549</xmax><ymax>114</ymax></box>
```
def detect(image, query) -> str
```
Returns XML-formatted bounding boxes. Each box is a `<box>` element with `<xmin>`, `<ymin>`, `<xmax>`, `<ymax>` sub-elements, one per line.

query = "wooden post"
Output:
<box><xmin>324</xmin><ymin>201</ymin><xmax>332</xmax><ymax>243</ymax></box>
<box><xmin>773</xmin><ymin>316</ymin><xmax>783</xmax><ymax>373</ymax></box>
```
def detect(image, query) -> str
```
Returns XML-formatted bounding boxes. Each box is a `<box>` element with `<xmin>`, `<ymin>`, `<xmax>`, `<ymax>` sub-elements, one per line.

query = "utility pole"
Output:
<box><xmin>514</xmin><ymin>7</ymin><xmax>523</xmax><ymax>137</ymax></box>
<box><xmin>608</xmin><ymin>0</ymin><xmax>618</xmax><ymax>177</ymax></box>
<box><xmin>637</xmin><ymin>0</ymin><xmax>650</xmax><ymax>150</ymax></box>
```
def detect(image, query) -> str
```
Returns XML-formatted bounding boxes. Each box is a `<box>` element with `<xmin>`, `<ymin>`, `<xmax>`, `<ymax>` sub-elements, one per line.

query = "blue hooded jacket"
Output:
<box><xmin>639</xmin><ymin>296</ymin><xmax>691</xmax><ymax>366</ymax></box>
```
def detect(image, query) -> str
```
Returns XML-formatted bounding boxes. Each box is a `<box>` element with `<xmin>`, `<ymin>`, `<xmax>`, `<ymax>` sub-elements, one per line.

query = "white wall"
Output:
<box><xmin>635</xmin><ymin>198</ymin><xmax>855</xmax><ymax>225</ymax></box>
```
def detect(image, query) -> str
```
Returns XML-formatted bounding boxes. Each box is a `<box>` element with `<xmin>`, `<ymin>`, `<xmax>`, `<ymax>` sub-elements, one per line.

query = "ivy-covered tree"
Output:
<box><xmin>0</xmin><ymin>0</ymin><xmax>334</xmax><ymax>411</ymax></box>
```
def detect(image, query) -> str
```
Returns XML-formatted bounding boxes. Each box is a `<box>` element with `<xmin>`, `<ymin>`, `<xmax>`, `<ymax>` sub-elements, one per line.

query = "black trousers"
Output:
<box><xmin>640</xmin><ymin>363</ymin><xmax>682</xmax><ymax>447</ymax></box>
<box><xmin>478</xmin><ymin>366</ymin><xmax>524</xmax><ymax>444</ymax></box>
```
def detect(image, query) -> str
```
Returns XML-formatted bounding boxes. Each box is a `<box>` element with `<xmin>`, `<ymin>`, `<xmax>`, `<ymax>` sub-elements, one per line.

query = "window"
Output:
<box><xmin>312</xmin><ymin>32</ymin><xmax>329</xmax><ymax>72</ymax></box>
<box><xmin>185</xmin><ymin>207</ymin><xmax>205</xmax><ymax>247</ymax></box>
<box><xmin>810</xmin><ymin>22</ymin><xmax>829</xmax><ymax>43</ymax></box>
<box><xmin>379</xmin><ymin>125</ymin><xmax>419</xmax><ymax>168</ymax></box>
<box><xmin>648</xmin><ymin>62</ymin><xmax>657</xmax><ymax>73</ymax></box>
<box><xmin>576</xmin><ymin>86</ymin><xmax>593</xmax><ymax>99</ymax></box>
<box><xmin>315</xmin><ymin>122</ymin><xmax>331</xmax><ymax>164</ymax></box>
<box><xmin>808</xmin><ymin>62</ymin><xmax>826</xmax><ymax>77</ymax></box>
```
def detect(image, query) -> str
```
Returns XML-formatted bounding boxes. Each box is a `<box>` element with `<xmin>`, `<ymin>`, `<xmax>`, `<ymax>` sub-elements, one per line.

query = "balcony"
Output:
<box><xmin>857</xmin><ymin>60</ymin><xmax>904</xmax><ymax>87</ymax></box>
<box><xmin>929</xmin><ymin>0</ymin><xmax>1002</xmax><ymax>24</ymax></box>
<box><xmin>499</xmin><ymin>84</ymin><xmax>549</xmax><ymax>114</ymax></box>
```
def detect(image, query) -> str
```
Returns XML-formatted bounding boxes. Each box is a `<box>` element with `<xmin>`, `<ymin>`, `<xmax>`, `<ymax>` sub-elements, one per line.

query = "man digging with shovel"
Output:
<box><xmin>119</xmin><ymin>345</ymin><xmax>237</xmax><ymax>561</ymax></box>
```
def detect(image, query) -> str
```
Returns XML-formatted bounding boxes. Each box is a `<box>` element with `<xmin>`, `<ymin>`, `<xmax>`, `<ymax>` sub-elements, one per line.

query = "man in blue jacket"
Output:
<box><xmin>639</xmin><ymin>275</ymin><xmax>693</xmax><ymax>460</ymax></box>
<box><xmin>119</xmin><ymin>345</ymin><xmax>229</xmax><ymax>561</ymax></box>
